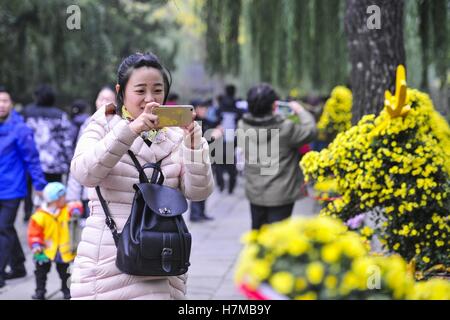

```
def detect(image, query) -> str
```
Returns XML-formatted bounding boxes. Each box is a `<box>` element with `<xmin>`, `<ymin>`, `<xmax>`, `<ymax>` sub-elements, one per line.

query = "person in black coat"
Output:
<box><xmin>189</xmin><ymin>99</ymin><xmax>222</xmax><ymax>222</ymax></box>
<box><xmin>215</xmin><ymin>85</ymin><xmax>243</xmax><ymax>194</ymax></box>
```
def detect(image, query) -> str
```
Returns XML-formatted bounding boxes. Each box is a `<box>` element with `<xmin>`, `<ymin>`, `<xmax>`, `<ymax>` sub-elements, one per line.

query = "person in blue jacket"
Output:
<box><xmin>0</xmin><ymin>86</ymin><xmax>47</xmax><ymax>288</ymax></box>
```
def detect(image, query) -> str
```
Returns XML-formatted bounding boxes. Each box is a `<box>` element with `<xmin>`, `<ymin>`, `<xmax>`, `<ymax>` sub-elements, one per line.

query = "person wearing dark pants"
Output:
<box><xmin>28</xmin><ymin>182</ymin><xmax>81</xmax><ymax>300</ymax></box>
<box><xmin>250</xmin><ymin>203</ymin><xmax>295</xmax><ymax>230</ymax></box>
<box><xmin>0</xmin><ymin>87</ymin><xmax>47</xmax><ymax>288</ymax></box>
<box><xmin>237</xmin><ymin>84</ymin><xmax>317</xmax><ymax>231</ymax></box>
<box><xmin>189</xmin><ymin>200</ymin><xmax>213</xmax><ymax>222</ymax></box>
<box><xmin>0</xmin><ymin>199</ymin><xmax>27</xmax><ymax>281</ymax></box>
<box><xmin>22</xmin><ymin>84</ymin><xmax>74</xmax><ymax>201</ymax></box>
<box><xmin>188</xmin><ymin>99</ymin><xmax>220</xmax><ymax>223</ymax></box>
<box><xmin>216</xmin><ymin>84</ymin><xmax>242</xmax><ymax>195</ymax></box>
<box><xmin>23</xmin><ymin>175</ymin><xmax>33</xmax><ymax>222</ymax></box>
<box><xmin>214</xmin><ymin>138</ymin><xmax>238</xmax><ymax>194</ymax></box>
<box><xmin>33</xmin><ymin>260</ymin><xmax>70</xmax><ymax>300</ymax></box>
<box><xmin>215</xmin><ymin>162</ymin><xmax>237</xmax><ymax>194</ymax></box>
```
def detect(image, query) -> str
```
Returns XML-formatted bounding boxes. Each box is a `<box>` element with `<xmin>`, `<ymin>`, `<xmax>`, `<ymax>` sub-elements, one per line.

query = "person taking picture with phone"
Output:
<box><xmin>69</xmin><ymin>52</ymin><xmax>214</xmax><ymax>300</ymax></box>
<box><xmin>237</xmin><ymin>83</ymin><xmax>317</xmax><ymax>230</ymax></box>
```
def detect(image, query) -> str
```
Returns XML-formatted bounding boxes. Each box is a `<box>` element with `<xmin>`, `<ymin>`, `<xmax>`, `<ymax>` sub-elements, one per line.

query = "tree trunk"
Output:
<box><xmin>345</xmin><ymin>0</ymin><xmax>406</xmax><ymax>124</ymax></box>
<box><xmin>418</xmin><ymin>0</ymin><xmax>430</xmax><ymax>90</ymax></box>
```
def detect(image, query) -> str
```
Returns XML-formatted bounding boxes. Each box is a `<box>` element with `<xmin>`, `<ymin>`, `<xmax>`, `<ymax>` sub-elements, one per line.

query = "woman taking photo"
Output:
<box><xmin>70</xmin><ymin>52</ymin><xmax>214</xmax><ymax>299</ymax></box>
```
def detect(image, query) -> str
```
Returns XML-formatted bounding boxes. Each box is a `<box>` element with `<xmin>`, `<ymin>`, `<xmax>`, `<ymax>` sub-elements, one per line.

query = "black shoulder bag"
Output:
<box><xmin>95</xmin><ymin>143</ymin><xmax>191</xmax><ymax>276</ymax></box>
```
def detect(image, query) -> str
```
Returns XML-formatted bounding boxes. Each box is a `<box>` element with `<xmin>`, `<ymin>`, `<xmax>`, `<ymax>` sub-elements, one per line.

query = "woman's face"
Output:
<box><xmin>120</xmin><ymin>66</ymin><xmax>165</xmax><ymax>119</ymax></box>
<box><xmin>95</xmin><ymin>88</ymin><xmax>115</xmax><ymax>110</ymax></box>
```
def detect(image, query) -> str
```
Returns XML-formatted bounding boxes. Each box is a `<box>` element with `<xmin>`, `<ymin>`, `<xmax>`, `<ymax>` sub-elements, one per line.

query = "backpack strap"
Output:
<box><xmin>175</xmin><ymin>216</ymin><xmax>191</xmax><ymax>269</ymax></box>
<box><xmin>128</xmin><ymin>140</ymin><xmax>166</xmax><ymax>184</ymax></box>
<box><xmin>143</xmin><ymin>139</ymin><xmax>167</xmax><ymax>184</ymax></box>
<box><xmin>95</xmin><ymin>186</ymin><xmax>120</xmax><ymax>246</ymax></box>
<box><xmin>96</xmin><ymin>138</ymin><xmax>165</xmax><ymax>246</ymax></box>
<box><xmin>127</xmin><ymin>150</ymin><xmax>149</xmax><ymax>183</ymax></box>
<box><xmin>142</xmin><ymin>162</ymin><xmax>164</xmax><ymax>185</ymax></box>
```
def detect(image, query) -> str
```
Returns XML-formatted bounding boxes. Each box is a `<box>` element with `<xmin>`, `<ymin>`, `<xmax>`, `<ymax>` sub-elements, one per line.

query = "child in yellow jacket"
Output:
<box><xmin>27</xmin><ymin>182</ymin><xmax>82</xmax><ymax>300</ymax></box>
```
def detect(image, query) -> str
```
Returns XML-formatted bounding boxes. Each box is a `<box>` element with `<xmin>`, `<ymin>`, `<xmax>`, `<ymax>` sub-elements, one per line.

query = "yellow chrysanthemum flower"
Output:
<box><xmin>269</xmin><ymin>272</ymin><xmax>295</xmax><ymax>295</ymax></box>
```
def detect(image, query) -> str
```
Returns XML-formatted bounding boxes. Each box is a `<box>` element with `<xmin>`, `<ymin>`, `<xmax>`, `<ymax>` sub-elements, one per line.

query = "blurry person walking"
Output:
<box><xmin>23</xmin><ymin>84</ymin><xmax>74</xmax><ymax>183</ymax></box>
<box><xmin>189</xmin><ymin>99</ymin><xmax>222</xmax><ymax>222</ymax></box>
<box><xmin>22</xmin><ymin>85</ymin><xmax>73</xmax><ymax>221</ymax></box>
<box><xmin>237</xmin><ymin>83</ymin><xmax>316</xmax><ymax>230</ymax></box>
<box><xmin>66</xmin><ymin>86</ymin><xmax>116</xmax><ymax>220</ymax></box>
<box><xmin>0</xmin><ymin>86</ymin><xmax>47</xmax><ymax>288</ymax></box>
<box><xmin>215</xmin><ymin>84</ymin><xmax>243</xmax><ymax>194</ymax></box>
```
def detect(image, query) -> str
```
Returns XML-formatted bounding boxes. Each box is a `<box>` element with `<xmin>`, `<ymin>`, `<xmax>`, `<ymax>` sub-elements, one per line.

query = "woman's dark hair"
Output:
<box><xmin>34</xmin><ymin>84</ymin><xmax>55</xmax><ymax>106</ymax></box>
<box><xmin>116</xmin><ymin>52</ymin><xmax>172</xmax><ymax>114</ymax></box>
<box><xmin>247</xmin><ymin>83</ymin><xmax>279</xmax><ymax>117</ymax></box>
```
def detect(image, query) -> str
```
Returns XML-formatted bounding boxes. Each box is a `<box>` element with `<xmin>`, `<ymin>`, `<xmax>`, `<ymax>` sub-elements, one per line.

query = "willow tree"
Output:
<box><xmin>416</xmin><ymin>0</ymin><xmax>449</xmax><ymax>117</ymax></box>
<box><xmin>417</xmin><ymin>0</ymin><xmax>448</xmax><ymax>91</ymax></box>
<box><xmin>0</xmin><ymin>0</ymin><xmax>178</xmax><ymax>107</ymax></box>
<box><xmin>203</xmin><ymin>0</ymin><xmax>447</xmax><ymax>116</ymax></box>
<box><xmin>203</xmin><ymin>0</ymin><xmax>241</xmax><ymax>75</ymax></box>
<box><xmin>202</xmin><ymin>0</ymin><xmax>349</xmax><ymax>95</ymax></box>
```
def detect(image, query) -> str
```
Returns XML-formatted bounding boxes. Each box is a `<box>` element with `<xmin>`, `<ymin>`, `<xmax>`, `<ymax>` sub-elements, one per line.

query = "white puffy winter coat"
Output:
<box><xmin>69</xmin><ymin>104</ymin><xmax>214</xmax><ymax>300</ymax></box>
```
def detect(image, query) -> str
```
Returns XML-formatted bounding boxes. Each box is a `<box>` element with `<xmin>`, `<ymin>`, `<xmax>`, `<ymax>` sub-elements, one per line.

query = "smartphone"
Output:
<box><xmin>153</xmin><ymin>105</ymin><xmax>194</xmax><ymax>127</ymax></box>
<box><xmin>275</xmin><ymin>101</ymin><xmax>294</xmax><ymax>116</ymax></box>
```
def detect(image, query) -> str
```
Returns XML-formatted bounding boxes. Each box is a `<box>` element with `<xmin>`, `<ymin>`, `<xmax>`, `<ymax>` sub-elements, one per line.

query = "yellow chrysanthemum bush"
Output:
<box><xmin>317</xmin><ymin>86</ymin><xmax>353</xmax><ymax>141</ymax></box>
<box><xmin>300</xmin><ymin>78</ymin><xmax>450</xmax><ymax>274</ymax></box>
<box><xmin>313</xmin><ymin>179</ymin><xmax>340</xmax><ymax>202</ymax></box>
<box><xmin>234</xmin><ymin>216</ymin><xmax>449</xmax><ymax>299</ymax></box>
<box><xmin>408</xmin><ymin>278</ymin><xmax>450</xmax><ymax>300</ymax></box>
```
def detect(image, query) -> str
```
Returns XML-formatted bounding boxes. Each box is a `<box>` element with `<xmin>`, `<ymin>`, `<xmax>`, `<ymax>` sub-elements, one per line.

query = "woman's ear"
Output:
<box><xmin>115</xmin><ymin>84</ymin><xmax>120</xmax><ymax>94</ymax></box>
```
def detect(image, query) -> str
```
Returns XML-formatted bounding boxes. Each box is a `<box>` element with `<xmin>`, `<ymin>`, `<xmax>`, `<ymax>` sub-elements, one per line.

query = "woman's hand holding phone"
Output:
<box><xmin>182</xmin><ymin>109</ymin><xmax>202</xmax><ymax>150</ymax></box>
<box><xmin>128</xmin><ymin>102</ymin><xmax>160</xmax><ymax>134</ymax></box>
<box><xmin>128</xmin><ymin>104</ymin><xmax>201</xmax><ymax>149</ymax></box>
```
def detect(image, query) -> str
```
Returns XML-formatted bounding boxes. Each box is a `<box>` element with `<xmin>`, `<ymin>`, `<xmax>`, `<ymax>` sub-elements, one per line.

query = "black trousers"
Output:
<box><xmin>34</xmin><ymin>261</ymin><xmax>70</xmax><ymax>294</ymax></box>
<box><xmin>0</xmin><ymin>198</ymin><xmax>26</xmax><ymax>274</ymax></box>
<box><xmin>215</xmin><ymin>164</ymin><xmax>237</xmax><ymax>193</ymax></box>
<box><xmin>250</xmin><ymin>203</ymin><xmax>295</xmax><ymax>230</ymax></box>
<box><xmin>81</xmin><ymin>199</ymin><xmax>90</xmax><ymax>219</ymax></box>
<box><xmin>23</xmin><ymin>175</ymin><xmax>33</xmax><ymax>221</ymax></box>
<box><xmin>190</xmin><ymin>200</ymin><xmax>206</xmax><ymax>219</ymax></box>
<box><xmin>214</xmin><ymin>141</ymin><xmax>238</xmax><ymax>194</ymax></box>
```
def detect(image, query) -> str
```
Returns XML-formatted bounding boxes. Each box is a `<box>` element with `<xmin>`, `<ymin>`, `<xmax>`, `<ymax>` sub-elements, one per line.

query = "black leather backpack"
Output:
<box><xmin>95</xmin><ymin>147</ymin><xmax>191</xmax><ymax>276</ymax></box>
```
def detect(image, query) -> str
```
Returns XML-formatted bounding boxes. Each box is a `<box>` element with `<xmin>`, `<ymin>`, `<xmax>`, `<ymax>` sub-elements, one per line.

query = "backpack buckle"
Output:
<box><xmin>161</xmin><ymin>248</ymin><xmax>173</xmax><ymax>273</ymax></box>
<box><xmin>159</xmin><ymin>208</ymin><xmax>171</xmax><ymax>215</ymax></box>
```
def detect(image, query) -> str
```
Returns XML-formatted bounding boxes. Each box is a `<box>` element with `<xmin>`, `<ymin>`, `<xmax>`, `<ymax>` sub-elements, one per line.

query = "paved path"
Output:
<box><xmin>0</xmin><ymin>178</ymin><xmax>317</xmax><ymax>300</ymax></box>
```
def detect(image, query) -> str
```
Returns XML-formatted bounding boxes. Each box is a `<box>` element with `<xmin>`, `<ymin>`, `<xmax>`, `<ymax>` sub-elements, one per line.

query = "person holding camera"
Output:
<box><xmin>69</xmin><ymin>52</ymin><xmax>214</xmax><ymax>300</ymax></box>
<box><xmin>237</xmin><ymin>83</ymin><xmax>317</xmax><ymax>230</ymax></box>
